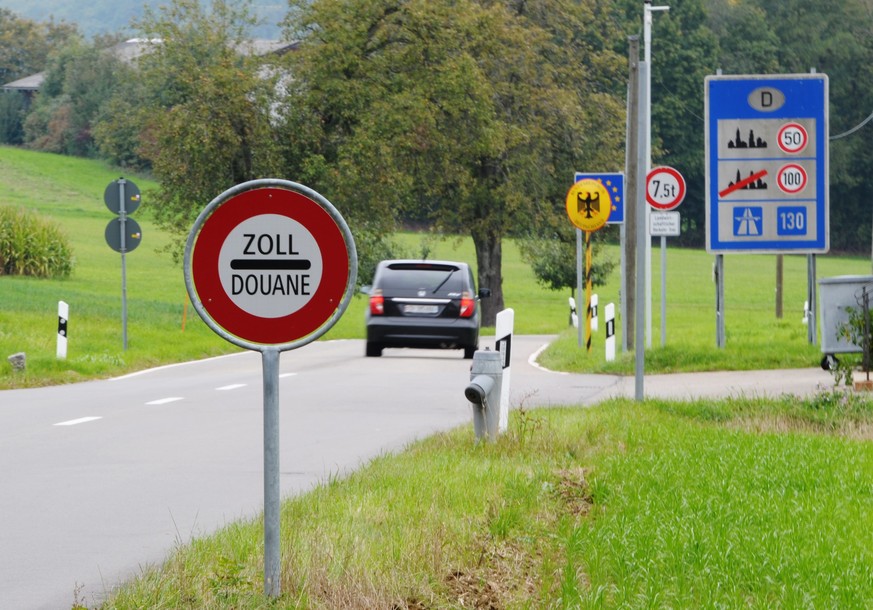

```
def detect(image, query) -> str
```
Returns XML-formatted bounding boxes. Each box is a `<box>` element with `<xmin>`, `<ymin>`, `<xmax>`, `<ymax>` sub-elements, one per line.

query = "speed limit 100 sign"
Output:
<box><xmin>646</xmin><ymin>166</ymin><xmax>686</xmax><ymax>211</ymax></box>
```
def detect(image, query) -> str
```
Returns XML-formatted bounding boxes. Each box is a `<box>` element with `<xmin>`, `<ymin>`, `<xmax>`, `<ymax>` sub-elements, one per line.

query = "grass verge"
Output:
<box><xmin>100</xmin><ymin>390</ymin><xmax>873</xmax><ymax>609</ymax></box>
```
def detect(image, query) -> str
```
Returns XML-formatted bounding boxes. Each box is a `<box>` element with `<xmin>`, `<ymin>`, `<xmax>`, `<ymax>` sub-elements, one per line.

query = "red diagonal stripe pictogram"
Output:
<box><xmin>719</xmin><ymin>169</ymin><xmax>768</xmax><ymax>198</ymax></box>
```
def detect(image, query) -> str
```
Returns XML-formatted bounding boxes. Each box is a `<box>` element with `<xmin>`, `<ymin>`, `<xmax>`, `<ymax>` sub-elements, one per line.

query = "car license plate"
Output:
<box><xmin>404</xmin><ymin>304</ymin><xmax>439</xmax><ymax>315</ymax></box>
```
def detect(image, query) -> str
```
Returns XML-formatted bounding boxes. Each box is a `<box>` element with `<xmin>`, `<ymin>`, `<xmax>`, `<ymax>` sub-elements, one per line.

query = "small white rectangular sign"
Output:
<box><xmin>650</xmin><ymin>211</ymin><xmax>681</xmax><ymax>236</ymax></box>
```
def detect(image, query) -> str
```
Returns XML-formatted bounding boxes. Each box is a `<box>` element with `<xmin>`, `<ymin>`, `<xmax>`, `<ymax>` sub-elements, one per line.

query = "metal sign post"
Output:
<box><xmin>184</xmin><ymin>179</ymin><xmax>357</xmax><ymax>597</ymax></box>
<box><xmin>104</xmin><ymin>178</ymin><xmax>142</xmax><ymax>350</ymax></box>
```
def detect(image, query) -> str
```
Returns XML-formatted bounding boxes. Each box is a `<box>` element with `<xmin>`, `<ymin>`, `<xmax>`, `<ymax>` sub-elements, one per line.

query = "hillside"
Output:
<box><xmin>0</xmin><ymin>0</ymin><xmax>285</xmax><ymax>38</ymax></box>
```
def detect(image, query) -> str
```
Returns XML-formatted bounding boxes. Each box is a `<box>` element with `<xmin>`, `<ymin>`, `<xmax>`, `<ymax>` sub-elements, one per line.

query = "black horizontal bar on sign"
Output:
<box><xmin>230</xmin><ymin>259</ymin><xmax>312</xmax><ymax>271</ymax></box>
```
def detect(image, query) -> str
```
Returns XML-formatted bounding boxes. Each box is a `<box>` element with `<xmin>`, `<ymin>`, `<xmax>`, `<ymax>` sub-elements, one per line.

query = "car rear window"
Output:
<box><xmin>378</xmin><ymin>263</ymin><xmax>467</xmax><ymax>294</ymax></box>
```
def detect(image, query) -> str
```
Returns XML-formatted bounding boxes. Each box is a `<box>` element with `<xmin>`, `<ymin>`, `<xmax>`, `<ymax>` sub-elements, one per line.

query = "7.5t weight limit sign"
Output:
<box><xmin>646</xmin><ymin>166</ymin><xmax>686</xmax><ymax>211</ymax></box>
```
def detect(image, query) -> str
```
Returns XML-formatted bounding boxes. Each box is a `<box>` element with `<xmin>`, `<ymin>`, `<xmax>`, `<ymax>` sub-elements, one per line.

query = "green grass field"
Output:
<box><xmin>2</xmin><ymin>145</ymin><xmax>871</xmax><ymax>388</ymax></box>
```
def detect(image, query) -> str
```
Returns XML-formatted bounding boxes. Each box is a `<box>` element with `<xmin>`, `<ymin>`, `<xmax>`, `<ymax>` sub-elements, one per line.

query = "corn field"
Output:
<box><xmin>0</xmin><ymin>205</ymin><xmax>74</xmax><ymax>277</ymax></box>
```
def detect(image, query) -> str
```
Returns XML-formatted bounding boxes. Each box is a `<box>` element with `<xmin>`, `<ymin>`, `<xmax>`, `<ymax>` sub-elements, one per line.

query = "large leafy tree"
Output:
<box><xmin>0</xmin><ymin>9</ymin><xmax>78</xmax><ymax>145</ymax></box>
<box><xmin>614</xmin><ymin>0</ymin><xmax>718</xmax><ymax>247</ymax></box>
<box><xmin>281</xmin><ymin>0</ymin><xmax>626</xmax><ymax>324</ymax></box>
<box><xmin>130</xmin><ymin>0</ymin><xmax>285</xmax><ymax>258</ymax></box>
<box><xmin>755</xmin><ymin>0</ymin><xmax>873</xmax><ymax>252</ymax></box>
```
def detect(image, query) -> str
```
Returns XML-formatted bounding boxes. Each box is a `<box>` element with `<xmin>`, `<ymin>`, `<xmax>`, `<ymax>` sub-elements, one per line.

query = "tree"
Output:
<box><xmin>282</xmin><ymin>0</ymin><xmax>626</xmax><ymax>325</ymax></box>
<box><xmin>518</xmin><ymin>219</ymin><xmax>617</xmax><ymax>295</ymax></box>
<box><xmin>756</xmin><ymin>0</ymin><xmax>873</xmax><ymax>253</ymax></box>
<box><xmin>130</xmin><ymin>0</ymin><xmax>286</xmax><ymax>259</ymax></box>
<box><xmin>23</xmin><ymin>37</ymin><xmax>130</xmax><ymax>156</ymax></box>
<box><xmin>0</xmin><ymin>91</ymin><xmax>25</xmax><ymax>144</ymax></box>
<box><xmin>0</xmin><ymin>9</ymin><xmax>78</xmax><ymax>145</ymax></box>
<box><xmin>0</xmin><ymin>9</ymin><xmax>78</xmax><ymax>85</ymax></box>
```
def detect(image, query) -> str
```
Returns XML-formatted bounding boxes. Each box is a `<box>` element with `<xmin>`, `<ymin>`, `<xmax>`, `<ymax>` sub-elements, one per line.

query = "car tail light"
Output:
<box><xmin>459</xmin><ymin>291</ymin><xmax>476</xmax><ymax>318</ymax></box>
<box><xmin>369</xmin><ymin>290</ymin><xmax>384</xmax><ymax>315</ymax></box>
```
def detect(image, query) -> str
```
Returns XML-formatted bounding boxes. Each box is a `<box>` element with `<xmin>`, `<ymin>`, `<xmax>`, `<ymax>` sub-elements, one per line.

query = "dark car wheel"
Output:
<box><xmin>366</xmin><ymin>342</ymin><xmax>383</xmax><ymax>357</ymax></box>
<box><xmin>463</xmin><ymin>346</ymin><xmax>476</xmax><ymax>359</ymax></box>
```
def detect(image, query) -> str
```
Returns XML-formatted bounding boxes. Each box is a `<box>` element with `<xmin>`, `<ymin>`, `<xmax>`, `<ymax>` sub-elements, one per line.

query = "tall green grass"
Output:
<box><xmin>100</xmin><ymin>392</ymin><xmax>873</xmax><ymax>609</ymax></box>
<box><xmin>0</xmin><ymin>205</ymin><xmax>74</xmax><ymax>277</ymax></box>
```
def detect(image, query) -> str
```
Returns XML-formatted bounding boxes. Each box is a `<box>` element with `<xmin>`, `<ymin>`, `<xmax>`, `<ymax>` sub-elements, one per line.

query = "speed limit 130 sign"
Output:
<box><xmin>646</xmin><ymin>166</ymin><xmax>686</xmax><ymax>211</ymax></box>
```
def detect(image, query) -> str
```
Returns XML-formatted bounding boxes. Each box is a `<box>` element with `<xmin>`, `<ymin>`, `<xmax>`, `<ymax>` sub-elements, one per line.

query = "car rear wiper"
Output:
<box><xmin>432</xmin><ymin>268</ymin><xmax>457</xmax><ymax>294</ymax></box>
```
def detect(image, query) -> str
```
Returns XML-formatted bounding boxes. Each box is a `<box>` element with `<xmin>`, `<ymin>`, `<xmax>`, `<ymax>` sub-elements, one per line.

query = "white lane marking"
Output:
<box><xmin>216</xmin><ymin>384</ymin><xmax>246</xmax><ymax>391</ymax></box>
<box><xmin>54</xmin><ymin>416</ymin><xmax>102</xmax><ymax>427</ymax></box>
<box><xmin>146</xmin><ymin>397</ymin><xmax>184</xmax><ymax>406</ymax></box>
<box><xmin>279</xmin><ymin>373</ymin><xmax>297</xmax><ymax>379</ymax></box>
<box><xmin>109</xmin><ymin>351</ymin><xmax>251</xmax><ymax>381</ymax></box>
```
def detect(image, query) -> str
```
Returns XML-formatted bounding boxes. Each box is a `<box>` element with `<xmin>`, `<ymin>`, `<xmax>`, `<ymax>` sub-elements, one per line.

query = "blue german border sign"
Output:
<box><xmin>705</xmin><ymin>74</ymin><xmax>829</xmax><ymax>254</ymax></box>
<box><xmin>574</xmin><ymin>172</ymin><xmax>624</xmax><ymax>224</ymax></box>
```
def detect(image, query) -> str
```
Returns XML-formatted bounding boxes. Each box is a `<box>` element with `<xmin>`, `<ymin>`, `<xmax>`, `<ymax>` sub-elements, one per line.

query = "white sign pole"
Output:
<box><xmin>57</xmin><ymin>300</ymin><xmax>68</xmax><ymax>359</ymax></box>
<box><xmin>495</xmin><ymin>308</ymin><xmax>514</xmax><ymax>433</ymax></box>
<box><xmin>645</xmin><ymin>2</ymin><xmax>671</xmax><ymax>350</ymax></box>
<box><xmin>605</xmin><ymin>302</ymin><xmax>616</xmax><ymax>362</ymax></box>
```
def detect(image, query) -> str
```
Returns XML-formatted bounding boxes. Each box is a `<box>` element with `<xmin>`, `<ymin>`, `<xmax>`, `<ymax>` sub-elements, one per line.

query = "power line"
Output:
<box><xmin>831</xmin><ymin>109</ymin><xmax>873</xmax><ymax>140</ymax></box>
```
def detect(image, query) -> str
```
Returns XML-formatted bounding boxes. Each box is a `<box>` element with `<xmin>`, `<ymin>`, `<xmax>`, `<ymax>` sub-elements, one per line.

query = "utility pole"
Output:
<box><xmin>643</xmin><ymin>0</ymin><xmax>669</xmax><ymax>348</ymax></box>
<box><xmin>625</xmin><ymin>36</ymin><xmax>640</xmax><ymax>351</ymax></box>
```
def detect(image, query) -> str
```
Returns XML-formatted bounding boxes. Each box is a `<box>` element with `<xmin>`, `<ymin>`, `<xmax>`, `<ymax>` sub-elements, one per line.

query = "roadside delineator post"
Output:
<box><xmin>605</xmin><ymin>302</ymin><xmax>616</xmax><ymax>362</ymax></box>
<box><xmin>57</xmin><ymin>300</ymin><xmax>68</xmax><ymax>359</ymax></box>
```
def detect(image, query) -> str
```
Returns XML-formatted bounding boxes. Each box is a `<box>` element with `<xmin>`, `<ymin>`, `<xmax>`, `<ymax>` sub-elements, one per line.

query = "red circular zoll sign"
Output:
<box><xmin>186</xmin><ymin>181</ymin><xmax>355</xmax><ymax>349</ymax></box>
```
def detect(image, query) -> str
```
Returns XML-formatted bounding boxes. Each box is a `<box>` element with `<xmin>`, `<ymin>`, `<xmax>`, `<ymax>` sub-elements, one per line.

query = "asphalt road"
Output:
<box><xmin>0</xmin><ymin>334</ymin><xmax>834</xmax><ymax>609</ymax></box>
<box><xmin>1</xmin><ymin>335</ymin><xmax>625</xmax><ymax>609</ymax></box>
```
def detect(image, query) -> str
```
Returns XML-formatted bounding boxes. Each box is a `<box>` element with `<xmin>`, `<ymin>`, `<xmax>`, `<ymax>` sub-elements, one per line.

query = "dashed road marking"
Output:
<box><xmin>146</xmin><ymin>397</ymin><xmax>184</xmax><ymax>406</ymax></box>
<box><xmin>54</xmin><ymin>416</ymin><xmax>102</xmax><ymax>427</ymax></box>
<box><xmin>216</xmin><ymin>383</ymin><xmax>247</xmax><ymax>391</ymax></box>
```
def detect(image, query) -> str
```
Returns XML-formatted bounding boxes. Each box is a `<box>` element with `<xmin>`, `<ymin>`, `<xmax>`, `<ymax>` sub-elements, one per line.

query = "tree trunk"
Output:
<box><xmin>473</xmin><ymin>228</ymin><xmax>504</xmax><ymax>327</ymax></box>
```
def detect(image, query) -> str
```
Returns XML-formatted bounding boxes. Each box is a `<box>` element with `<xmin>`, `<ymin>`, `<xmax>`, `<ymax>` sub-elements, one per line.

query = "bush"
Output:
<box><xmin>0</xmin><ymin>205</ymin><xmax>75</xmax><ymax>277</ymax></box>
